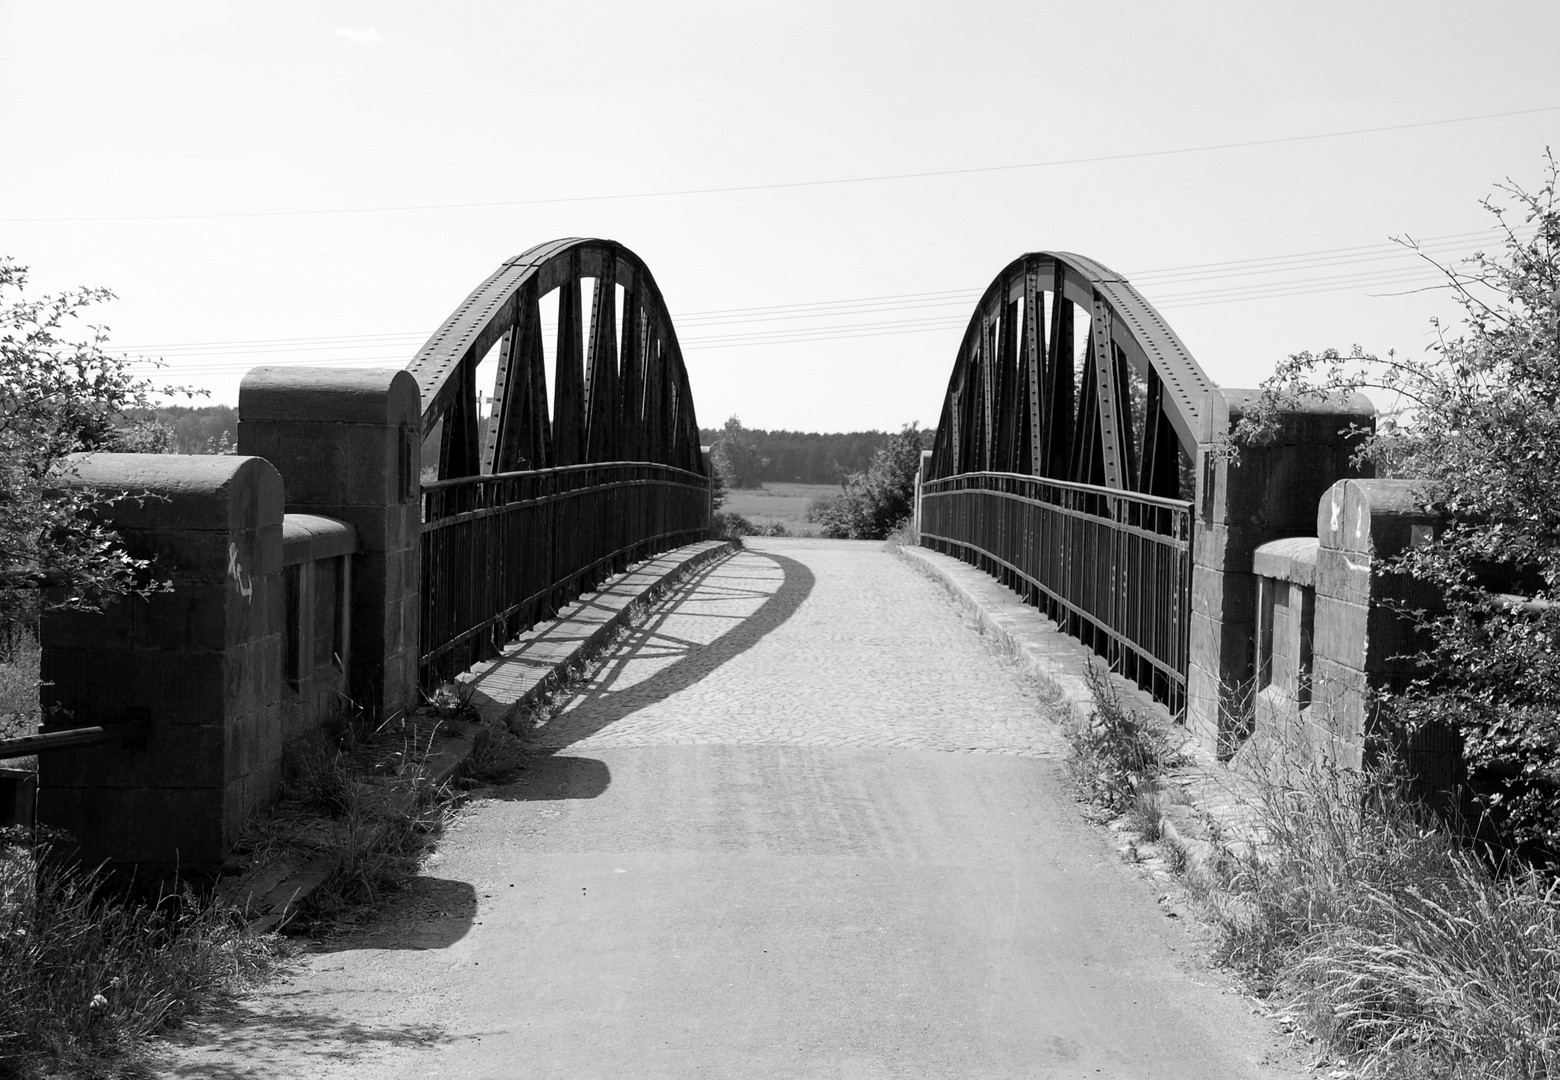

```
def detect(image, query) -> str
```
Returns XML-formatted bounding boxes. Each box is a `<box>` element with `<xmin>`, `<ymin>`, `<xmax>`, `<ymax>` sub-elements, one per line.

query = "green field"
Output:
<box><xmin>721</xmin><ymin>482</ymin><xmax>840</xmax><ymax>536</ymax></box>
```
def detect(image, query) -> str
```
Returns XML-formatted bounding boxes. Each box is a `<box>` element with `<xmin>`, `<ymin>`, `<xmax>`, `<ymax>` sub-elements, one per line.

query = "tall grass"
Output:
<box><xmin>0</xmin><ymin>829</ymin><xmax>282</xmax><ymax>1078</ymax></box>
<box><xmin>1203</xmin><ymin>734</ymin><xmax>1560</xmax><ymax>1078</ymax></box>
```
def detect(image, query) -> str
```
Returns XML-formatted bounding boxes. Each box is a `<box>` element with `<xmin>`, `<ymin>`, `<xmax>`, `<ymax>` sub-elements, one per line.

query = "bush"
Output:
<box><xmin>0</xmin><ymin>259</ymin><xmax>186</xmax><ymax>635</ymax></box>
<box><xmin>811</xmin><ymin>423</ymin><xmax>926</xmax><ymax>540</ymax></box>
<box><xmin>710</xmin><ymin>511</ymin><xmax>788</xmax><ymax>541</ymax></box>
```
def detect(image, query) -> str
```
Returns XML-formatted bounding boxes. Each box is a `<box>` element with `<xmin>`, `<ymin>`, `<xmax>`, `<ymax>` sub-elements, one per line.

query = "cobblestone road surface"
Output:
<box><xmin>530</xmin><ymin>538</ymin><xmax>1067</xmax><ymax>757</ymax></box>
<box><xmin>160</xmin><ymin>539</ymin><xmax>1298</xmax><ymax>1080</ymax></box>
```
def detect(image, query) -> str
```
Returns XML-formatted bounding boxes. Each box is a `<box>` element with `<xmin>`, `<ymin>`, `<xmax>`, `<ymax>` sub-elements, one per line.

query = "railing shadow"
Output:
<box><xmin>155</xmin><ymin>992</ymin><xmax>478</xmax><ymax>1078</ymax></box>
<box><xmin>528</xmin><ymin>549</ymin><xmax>815</xmax><ymax>752</ymax></box>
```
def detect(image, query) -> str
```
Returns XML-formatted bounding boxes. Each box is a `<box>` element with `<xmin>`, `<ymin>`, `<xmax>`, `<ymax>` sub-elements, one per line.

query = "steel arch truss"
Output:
<box><xmin>928</xmin><ymin>252</ymin><xmax>1213</xmax><ymax>496</ymax></box>
<box><xmin>407</xmin><ymin>239</ymin><xmax>705</xmax><ymax>480</ymax></box>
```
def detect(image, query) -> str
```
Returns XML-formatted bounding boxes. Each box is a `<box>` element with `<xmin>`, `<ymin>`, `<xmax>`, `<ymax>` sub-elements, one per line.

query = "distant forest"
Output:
<box><xmin>696</xmin><ymin>427</ymin><xmax>895</xmax><ymax>485</ymax></box>
<box><xmin>114</xmin><ymin>405</ymin><xmax>900</xmax><ymax>487</ymax></box>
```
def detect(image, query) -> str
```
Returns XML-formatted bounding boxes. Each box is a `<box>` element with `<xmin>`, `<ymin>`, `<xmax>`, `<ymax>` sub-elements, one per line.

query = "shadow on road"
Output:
<box><xmin>489</xmin><ymin>753</ymin><xmax>610</xmax><ymax>801</ymax></box>
<box><xmin>530</xmin><ymin>549</ymin><xmax>814</xmax><ymax>751</ymax></box>
<box><xmin>305</xmin><ymin>875</ymin><xmax>479</xmax><ymax>954</ymax></box>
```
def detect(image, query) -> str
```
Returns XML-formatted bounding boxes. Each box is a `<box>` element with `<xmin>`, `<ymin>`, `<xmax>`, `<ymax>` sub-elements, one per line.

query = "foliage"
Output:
<box><xmin>709</xmin><ymin>414</ymin><xmax>768</xmax><ymax>489</ymax></box>
<box><xmin>0</xmin><ymin>828</ymin><xmax>283</xmax><ymax>1078</ymax></box>
<box><xmin>123</xmin><ymin>404</ymin><xmax>237</xmax><ymax>454</ymax></box>
<box><xmin>0</xmin><ymin>628</ymin><xmax>40</xmax><ymax>742</ymax></box>
<box><xmin>1231</xmin><ymin>156</ymin><xmax>1560</xmax><ymax>853</ymax></box>
<box><xmin>810</xmin><ymin>423</ymin><xmax>927</xmax><ymax>540</ymax></box>
<box><xmin>0</xmin><ymin>259</ymin><xmax>185</xmax><ymax>633</ymax></box>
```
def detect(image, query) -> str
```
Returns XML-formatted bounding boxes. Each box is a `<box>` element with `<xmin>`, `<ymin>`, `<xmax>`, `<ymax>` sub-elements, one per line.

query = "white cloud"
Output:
<box><xmin>333</xmin><ymin>26</ymin><xmax>384</xmax><ymax>45</ymax></box>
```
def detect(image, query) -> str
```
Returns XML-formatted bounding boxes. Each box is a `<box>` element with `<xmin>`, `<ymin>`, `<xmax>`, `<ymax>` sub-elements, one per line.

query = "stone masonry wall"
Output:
<box><xmin>238</xmin><ymin>367</ymin><xmax>422</xmax><ymax>722</ymax></box>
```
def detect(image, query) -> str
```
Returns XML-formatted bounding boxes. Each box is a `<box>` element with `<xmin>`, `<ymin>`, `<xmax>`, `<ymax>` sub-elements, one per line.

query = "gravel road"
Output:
<box><xmin>159</xmin><ymin>539</ymin><xmax>1299</xmax><ymax>1080</ymax></box>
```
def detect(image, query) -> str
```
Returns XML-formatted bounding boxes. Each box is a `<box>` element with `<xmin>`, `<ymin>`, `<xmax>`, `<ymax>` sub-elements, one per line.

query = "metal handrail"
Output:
<box><xmin>920</xmin><ymin>471</ymin><xmax>1193</xmax><ymax>713</ymax></box>
<box><xmin>0</xmin><ymin>718</ymin><xmax>147</xmax><ymax>762</ymax></box>
<box><xmin>419</xmin><ymin>460</ymin><xmax>711</xmax><ymax>687</ymax></box>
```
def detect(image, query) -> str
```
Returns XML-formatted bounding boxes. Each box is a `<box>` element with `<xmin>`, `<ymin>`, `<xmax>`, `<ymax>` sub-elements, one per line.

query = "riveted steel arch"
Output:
<box><xmin>928</xmin><ymin>251</ymin><xmax>1212</xmax><ymax>497</ymax></box>
<box><xmin>407</xmin><ymin>238</ymin><xmax>706</xmax><ymax>480</ymax></box>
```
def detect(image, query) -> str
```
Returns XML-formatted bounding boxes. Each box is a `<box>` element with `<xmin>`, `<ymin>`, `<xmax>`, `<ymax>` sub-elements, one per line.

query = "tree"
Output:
<box><xmin>811</xmin><ymin>423</ymin><xmax>928</xmax><ymax>540</ymax></box>
<box><xmin>709</xmin><ymin>414</ymin><xmax>768</xmax><ymax>489</ymax></box>
<box><xmin>0</xmin><ymin>259</ymin><xmax>176</xmax><ymax>632</ymax></box>
<box><xmin>1234</xmin><ymin>154</ymin><xmax>1560</xmax><ymax>853</ymax></box>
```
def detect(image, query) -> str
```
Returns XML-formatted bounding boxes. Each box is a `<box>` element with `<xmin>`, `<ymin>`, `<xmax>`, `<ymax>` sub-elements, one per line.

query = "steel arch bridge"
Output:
<box><xmin>921</xmin><ymin>252</ymin><xmax>1214</xmax><ymax>713</ymax></box>
<box><xmin>404</xmin><ymin>240</ymin><xmax>1212</xmax><ymax>708</ymax></box>
<box><xmin>409</xmin><ymin>239</ymin><xmax>711</xmax><ymax>685</ymax></box>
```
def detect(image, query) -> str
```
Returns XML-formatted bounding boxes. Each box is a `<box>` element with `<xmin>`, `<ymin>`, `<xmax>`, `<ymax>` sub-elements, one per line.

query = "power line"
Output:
<box><xmin>9</xmin><ymin>105</ymin><xmax>1558</xmax><ymax>224</ymax></box>
<box><xmin>118</xmin><ymin>226</ymin><xmax>1518</xmax><ymax>373</ymax></box>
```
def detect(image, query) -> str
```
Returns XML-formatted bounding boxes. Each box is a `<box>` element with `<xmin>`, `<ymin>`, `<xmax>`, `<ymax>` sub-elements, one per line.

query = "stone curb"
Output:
<box><xmin>456</xmin><ymin>539</ymin><xmax>738</xmax><ymax>731</ymax></box>
<box><xmin>894</xmin><ymin>544</ymin><xmax>1263</xmax><ymax>884</ymax></box>
<box><xmin>227</xmin><ymin>538</ymin><xmax>738</xmax><ymax>929</ymax></box>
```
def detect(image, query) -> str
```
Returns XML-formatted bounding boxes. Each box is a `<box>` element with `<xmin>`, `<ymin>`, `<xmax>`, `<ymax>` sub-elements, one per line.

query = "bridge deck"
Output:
<box><xmin>160</xmin><ymin>539</ymin><xmax>1298</xmax><ymax>1079</ymax></box>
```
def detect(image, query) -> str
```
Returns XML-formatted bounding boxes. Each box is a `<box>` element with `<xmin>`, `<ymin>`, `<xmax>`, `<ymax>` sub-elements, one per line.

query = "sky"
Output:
<box><xmin>2</xmin><ymin>0</ymin><xmax>1557</xmax><ymax>434</ymax></box>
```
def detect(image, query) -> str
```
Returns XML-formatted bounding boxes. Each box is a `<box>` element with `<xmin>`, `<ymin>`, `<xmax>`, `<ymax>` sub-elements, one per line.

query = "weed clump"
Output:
<box><xmin>1064</xmin><ymin>662</ymin><xmax>1186</xmax><ymax>820</ymax></box>
<box><xmin>235</xmin><ymin>708</ymin><xmax>458</xmax><ymax>925</ymax></box>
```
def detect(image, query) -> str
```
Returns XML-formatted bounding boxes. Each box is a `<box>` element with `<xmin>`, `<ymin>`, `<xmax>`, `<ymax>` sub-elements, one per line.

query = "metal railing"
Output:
<box><xmin>920</xmin><ymin>472</ymin><xmax>1193</xmax><ymax>714</ymax></box>
<box><xmin>420</xmin><ymin>461</ymin><xmax>711</xmax><ymax>687</ymax></box>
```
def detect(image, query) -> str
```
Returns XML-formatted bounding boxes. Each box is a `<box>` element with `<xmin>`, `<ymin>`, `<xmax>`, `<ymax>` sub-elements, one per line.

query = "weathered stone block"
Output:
<box><xmin>238</xmin><ymin>366</ymin><xmax>422</xmax><ymax>722</ymax></box>
<box><xmin>59</xmin><ymin>454</ymin><xmax>284</xmax><ymax>534</ymax></box>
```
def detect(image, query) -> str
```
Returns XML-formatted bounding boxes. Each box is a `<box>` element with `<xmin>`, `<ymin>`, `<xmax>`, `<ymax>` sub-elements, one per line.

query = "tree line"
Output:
<box><xmin>697</xmin><ymin>423</ymin><xmax>900</xmax><ymax>486</ymax></box>
<box><xmin>94</xmin><ymin>406</ymin><xmax>893</xmax><ymax>487</ymax></box>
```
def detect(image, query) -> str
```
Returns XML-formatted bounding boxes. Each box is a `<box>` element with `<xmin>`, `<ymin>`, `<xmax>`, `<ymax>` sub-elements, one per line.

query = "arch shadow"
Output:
<box><xmin>486</xmin><ymin>753</ymin><xmax>611</xmax><ymax>802</ymax></box>
<box><xmin>529</xmin><ymin>549</ymin><xmax>815</xmax><ymax>751</ymax></box>
<box><xmin>305</xmin><ymin>875</ymin><xmax>477</xmax><ymax>954</ymax></box>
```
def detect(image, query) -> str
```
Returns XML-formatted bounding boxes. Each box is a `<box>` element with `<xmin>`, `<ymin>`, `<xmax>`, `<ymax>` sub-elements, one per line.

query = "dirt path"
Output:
<box><xmin>158</xmin><ymin>540</ymin><xmax>1298</xmax><ymax>1079</ymax></box>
